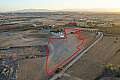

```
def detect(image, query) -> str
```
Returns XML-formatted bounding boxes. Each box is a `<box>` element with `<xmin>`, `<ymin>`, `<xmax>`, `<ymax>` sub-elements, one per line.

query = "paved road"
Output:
<box><xmin>50</xmin><ymin>31</ymin><xmax>103</xmax><ymax>80</ymax></box>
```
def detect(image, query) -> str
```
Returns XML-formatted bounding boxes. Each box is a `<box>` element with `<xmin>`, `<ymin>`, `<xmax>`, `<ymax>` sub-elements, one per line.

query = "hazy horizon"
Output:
<box><xmin>1</xmin><ymin>0</ymin><xmax>120</xmax><ymax>12</ymax></box>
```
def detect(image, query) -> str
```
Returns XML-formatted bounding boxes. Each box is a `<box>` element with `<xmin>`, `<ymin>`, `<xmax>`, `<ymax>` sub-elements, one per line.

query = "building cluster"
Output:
<box><xmin>78</xmin><ymin>17</ymin><xmax>114</xmax><ymax>28</ymax></box>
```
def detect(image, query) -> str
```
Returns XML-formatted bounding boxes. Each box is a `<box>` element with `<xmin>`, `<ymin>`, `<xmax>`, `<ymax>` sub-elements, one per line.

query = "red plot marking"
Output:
<box><xmin>45</xmin><ymin>28</ymin><xmax>85</xmax><ymax>76</ymax></box>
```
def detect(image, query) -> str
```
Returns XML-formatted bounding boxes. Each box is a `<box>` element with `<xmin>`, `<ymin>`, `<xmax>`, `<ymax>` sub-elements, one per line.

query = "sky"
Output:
<box><xmin>0</xmin><ymin>0</ymin><xmax>120</xmax><ymax>12</ymax></box>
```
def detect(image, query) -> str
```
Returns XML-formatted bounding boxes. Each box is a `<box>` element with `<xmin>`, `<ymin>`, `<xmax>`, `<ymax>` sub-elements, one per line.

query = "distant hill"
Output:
<box><xmin>1</xmin><ymin>8</ymin><xmax>120</xmax><ymax>13</ymax></box>
<box><xmin>62</xmin><ymin>8</ymin><xmax>120</xmax><ymax>13</ymax></box>
<box><xmin>12</xmin><ymin>9</ymin><xmax>55</xmax><ymax>13</ymax></box>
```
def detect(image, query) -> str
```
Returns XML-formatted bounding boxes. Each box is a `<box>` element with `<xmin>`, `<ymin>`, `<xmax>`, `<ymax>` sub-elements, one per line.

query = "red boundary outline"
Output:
<box><xmin>45</xmin><ymin>28</ymin><xmax>85</xmax><ymax>76</ymax></box>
